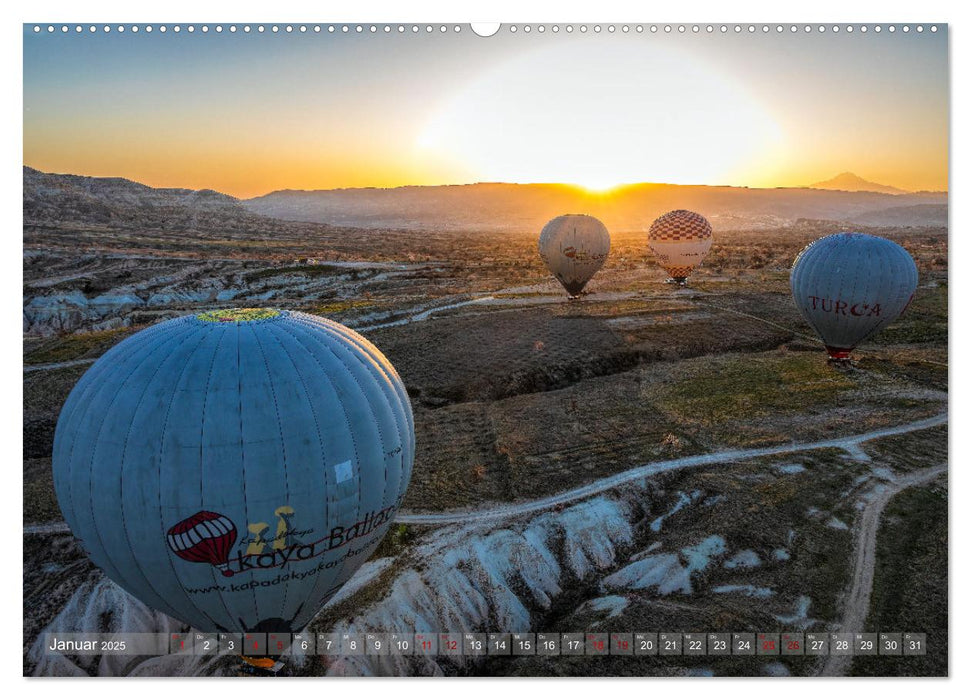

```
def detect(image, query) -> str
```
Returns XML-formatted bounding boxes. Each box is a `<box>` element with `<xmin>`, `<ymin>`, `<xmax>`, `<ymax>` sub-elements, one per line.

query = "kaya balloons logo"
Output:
<box><xmin>562</xmin><ymin>246</ymin><xmax>607</xmax><ymax>262</ymax></box>
<box><xmin>166</xmin><ymin>500</ymin><xmax>402</xmax><ymax>582</ymax></box>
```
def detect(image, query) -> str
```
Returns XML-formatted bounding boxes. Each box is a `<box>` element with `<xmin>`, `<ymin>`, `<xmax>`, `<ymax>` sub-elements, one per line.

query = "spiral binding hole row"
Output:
<box><xmin>31</xmin><ymin>24</ymin><xmax>939</xmax><ymax>35</ymax></box>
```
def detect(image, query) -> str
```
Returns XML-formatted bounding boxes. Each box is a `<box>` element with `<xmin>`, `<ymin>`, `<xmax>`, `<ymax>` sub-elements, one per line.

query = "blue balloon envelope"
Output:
<box><xmin>790</xmin><ymin>232</ymin><xmax>918</xmax><ymax>359</ymax></box>
<box><xmin>52</xmin><ymin>308</ymin><xmax>414</xmax><ymax>633</ymax></box>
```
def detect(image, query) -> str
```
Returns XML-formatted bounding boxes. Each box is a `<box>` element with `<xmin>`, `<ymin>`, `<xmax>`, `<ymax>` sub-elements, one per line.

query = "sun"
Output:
<box><xmin>574</xmin><ymin>179</ymin><xmax>628</xmax><ymax>194</ymax></box>
<box><xmin>417</xmin><ymin>38</ymin><xmax>783</xmax><ymax>188</ymax></box>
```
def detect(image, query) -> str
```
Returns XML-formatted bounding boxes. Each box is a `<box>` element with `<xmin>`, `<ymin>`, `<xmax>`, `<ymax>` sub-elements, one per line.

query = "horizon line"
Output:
<box><xmin>23</xmin><ymin>164</ymin><xmax>949</xmax><ymax>199</ymax></box>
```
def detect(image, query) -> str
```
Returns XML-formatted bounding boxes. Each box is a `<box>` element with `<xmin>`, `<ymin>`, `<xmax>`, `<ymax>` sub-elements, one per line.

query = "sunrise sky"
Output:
<box><xmin>23</xmin><ymin>24</ymin><xmax>948</xmax><ymax>197</ymax></box>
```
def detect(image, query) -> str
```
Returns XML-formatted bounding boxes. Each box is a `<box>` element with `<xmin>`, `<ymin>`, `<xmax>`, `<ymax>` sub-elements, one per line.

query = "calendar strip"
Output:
<box><xmin>45</xmin><ymin>632</ymin><xmax>927</xmax><ymax>657</ymax></box>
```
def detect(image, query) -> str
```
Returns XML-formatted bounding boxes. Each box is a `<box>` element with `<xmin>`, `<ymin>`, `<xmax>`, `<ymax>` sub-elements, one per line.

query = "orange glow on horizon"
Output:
<box><xmin>23</xmin><ymin>33</ymin><xmax>947</xmax><ymax>198</ymax></box>
<box><xmin>20</xmin><ymin>153</ymin><xmax>948</xmax><ymax>199</ymax></box>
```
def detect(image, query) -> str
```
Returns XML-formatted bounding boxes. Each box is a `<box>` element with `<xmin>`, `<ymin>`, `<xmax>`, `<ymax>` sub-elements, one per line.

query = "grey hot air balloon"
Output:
<box><xmin>538</xmin><ymin>214</ymin><xmax>610</xmax><ymax>298</ymax></box>
<box><xmin>790</xmin><ymin>233</ymin><xmax>918</xmax><ymax>360</ymax></box>
<box><xmin>52</xmin><ymin>308</ymin><xmax>414</xmax><ymax>634</ymax></box>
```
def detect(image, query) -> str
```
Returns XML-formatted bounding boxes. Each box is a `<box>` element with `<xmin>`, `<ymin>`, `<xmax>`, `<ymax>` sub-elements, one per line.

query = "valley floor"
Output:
<box><xmin>23</xmin><ymin>226</ymin><xmax>948</xmax><ymax>677</ymax></box>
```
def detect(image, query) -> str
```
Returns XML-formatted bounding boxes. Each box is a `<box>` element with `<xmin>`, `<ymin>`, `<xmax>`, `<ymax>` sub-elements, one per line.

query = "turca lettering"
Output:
<box><xmin>807</xmin><ymin>296</ymin><xmax>881</xmax><ymax>317</ymax></box>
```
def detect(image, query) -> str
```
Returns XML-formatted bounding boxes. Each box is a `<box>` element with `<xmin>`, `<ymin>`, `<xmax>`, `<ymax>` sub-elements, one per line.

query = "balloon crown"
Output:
<box><xmin>196</xmin><ymin>308</ymin><xmax>282</xmax><ymax>323</ymax></box>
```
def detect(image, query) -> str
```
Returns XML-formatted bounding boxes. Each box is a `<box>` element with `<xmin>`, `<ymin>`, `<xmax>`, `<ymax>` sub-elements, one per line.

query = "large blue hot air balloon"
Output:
<box><xmin>52</xmin><ymin>308</ymin><xmax>414</xmax><ymax>633</ymax></box>
<box><xmin>790</xmin><ymin>233</ymin><xmax>918</xmax><ymax>360</ymax></box>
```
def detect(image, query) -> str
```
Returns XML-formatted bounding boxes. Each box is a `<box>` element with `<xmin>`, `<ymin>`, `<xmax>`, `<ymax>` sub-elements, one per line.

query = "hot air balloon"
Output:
<box><xmin>539</xmin><ymin>214</ymin><xmax>610</xmax><ymax>298</ymax></box>
<box><xmin>52</xmin><ymin>308</ymin><xmax>414</xmax><ymax>634</ymax></box>
<box><xmin>790</xmin><ymin>232</ymin><xmax>918</xmax><ymax>360</ymax></box>
<box><xmin>647</xmin><ymin>209</ymin><xmax>713</xmax><ymax>285</ymax></box>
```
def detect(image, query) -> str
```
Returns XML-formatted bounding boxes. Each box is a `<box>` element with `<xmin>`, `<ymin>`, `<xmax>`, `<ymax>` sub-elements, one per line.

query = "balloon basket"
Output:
<box><xmin>665</xmin><ymin>278</ymin><xmax>688</xmax><ymax>287</ymax></box>
<box><xmin>239</xmin><ymin>655</ymin><xmax>285</xmax><ymax>674</ymax></box>
<box><xmin>825</xmin><ymin>347</ymin><xmax>854</xmax><ymax>366</ymax></box>
<box><xmin>826</xmin><ymin>356</ymin><xmax>856</xmax><ymax>369</ymax></box>
<box><xmin>826</xmin><ymin>352</ymin><xmax>856</xmax><ymax>372</ymax></box>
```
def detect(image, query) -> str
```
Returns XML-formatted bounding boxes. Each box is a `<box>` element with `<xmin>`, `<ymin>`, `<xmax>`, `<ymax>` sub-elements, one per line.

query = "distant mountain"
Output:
<box><xmin>23</xmin><ymin>166</ymin><xmax>262</xmax><ymax>230</ymax></box>
<box><xmin>24</xmin><ymin>167</ymin><xmax>947</xmax><ymax>235</ymax></box>
<box><xmin>244</xmin><ymin>181</ymin><xmax>947</xmax><ymax>232</ymax></box>
<box><xmin>809</xmin><ymin>172</ymin><xmax>908</xmax><ymax>195</ymax></box>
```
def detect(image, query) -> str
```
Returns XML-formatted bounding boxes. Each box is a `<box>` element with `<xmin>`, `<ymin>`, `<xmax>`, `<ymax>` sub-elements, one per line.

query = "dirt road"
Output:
<box><xmin>26</xmin><ymin>414</ymin><xmax>946</xmax><ymax>537</ymax></box>
<box><xmin>818</xmin><ymin>463</ymin><xmax>947</xmax><ymax>676</ymax></box>
<box><xmin>23</xmin><ymin>521</ymin><xmax>71</xmax><ymax>535</ymax></box>
<box><xmin>396</xmin><ymin>413</ymin><xmax>946</xmax><ymax>525</ymax></box>
<box><xmin>23</xmin><ymin>358</ymin><xmax>96</xmax><ymax>373</ymax></box>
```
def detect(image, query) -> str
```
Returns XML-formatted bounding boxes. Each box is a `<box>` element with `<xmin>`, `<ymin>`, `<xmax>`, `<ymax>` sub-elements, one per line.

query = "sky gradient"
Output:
<box><xmin>23</xmin><ymin>25</ymin><xmax>948</xmax><ymax>197</ymax></box>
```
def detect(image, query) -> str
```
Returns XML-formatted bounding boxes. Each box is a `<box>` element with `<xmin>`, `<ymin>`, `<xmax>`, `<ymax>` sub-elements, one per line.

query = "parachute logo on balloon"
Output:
<box><xmin>166</xmin><ymin>511</ymin><xmax>238</xmax><ymax>578</ymax></box>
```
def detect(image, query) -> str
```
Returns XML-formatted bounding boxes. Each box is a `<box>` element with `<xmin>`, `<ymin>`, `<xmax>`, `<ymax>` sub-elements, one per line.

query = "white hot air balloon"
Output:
<box><xmin>538</xmin><ymin>214</ymin><xmax>610</xmax><ymax>298</ymax></box>
<box><xmin>52</xmin><ymin>308</ymin><xmax>414</xmax><ymax>635</ymax></box>
<box><xmin>790</xmin><ymin>233</ymin><xmax>918</xmax><ymax>360</ymax></box>
<box><xmin>647</xmin><ymin>209</ymin><xmax>713</xmax><ymax>284</ymax></box>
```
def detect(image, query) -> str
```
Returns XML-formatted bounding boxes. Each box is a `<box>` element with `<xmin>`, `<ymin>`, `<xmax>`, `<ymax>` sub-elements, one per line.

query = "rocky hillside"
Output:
<box><xmin>845</xmin><ymin>203</ymin><xmax>949</xmax><ymax>228</ymax></box>
<box><xmin>25</xmin><ymin>167</ymin><xmax>947</xmax><ymax>235</ymax></box>
<box><xmin>23</xmin><ymin>166</ymin><xmax>265</xmax><ymax>231</ymax></box>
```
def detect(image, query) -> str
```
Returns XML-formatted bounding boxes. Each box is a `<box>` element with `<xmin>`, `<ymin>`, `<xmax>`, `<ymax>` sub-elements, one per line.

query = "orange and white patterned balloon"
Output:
<box><xmin>647</xmin><ymin>209</ymin><xmax>713</xmax><ymax>283</ymax></box>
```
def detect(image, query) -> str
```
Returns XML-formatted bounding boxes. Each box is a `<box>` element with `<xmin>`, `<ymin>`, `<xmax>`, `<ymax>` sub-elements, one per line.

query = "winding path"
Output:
<box><xmin>356</xmin><ymin>296</ymin><xmax>495</xmax><ymax>332</ymax></box>
<box><xmin>818</xmin><ymin>462</ymin><xmax>947</xmax><ymax>676</ymax></box>
<box><xmin>23</xmin><ymin>521</ymin><xmax>71</xmax><ymax>536</ymax></box>
<box><xmin>23</xmin><ymin>358</ymin><xmax>97</xmax><ymax>373</ymax></box>
<box><xmin>397</xmin><ymin>413</ymin><xmax>946</xmax><ymax>525</ymax></box>
<box><xmin>22</xmin><ymin>295</ymin><xmax>498</xmax><ymax>372</ymax></box>
<box><xmin>24</xmin><ymin>413</ymin><xmax>946</xmax><ymax>537</ymax></box>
